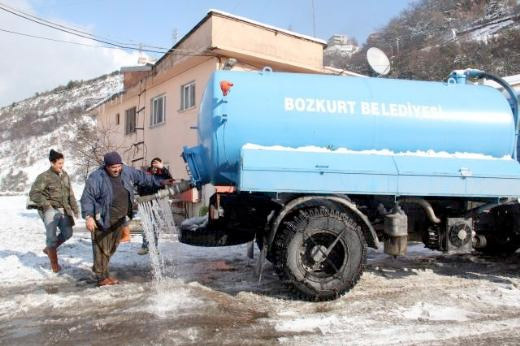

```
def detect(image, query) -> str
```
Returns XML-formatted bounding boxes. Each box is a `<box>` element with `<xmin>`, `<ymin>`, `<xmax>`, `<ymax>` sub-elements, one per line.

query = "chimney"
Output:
<box><xmin>120</xmin><ymin>65</ymin><xmax>152</xmax><ymax>90</ymax></box>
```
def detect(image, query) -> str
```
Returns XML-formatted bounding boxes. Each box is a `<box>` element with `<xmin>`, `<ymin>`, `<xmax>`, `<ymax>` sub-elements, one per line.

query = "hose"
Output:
<box><xmin>398</xmin><ymin>198</ymin><xmax>441</xmax><ymax>224</ymax></box>
<box><xmin>462</xmin><ymin>69</ymin><xmax>519</xmax><ymax>159</ymax></box>
<box><xmin>481</xmin><ymin>72</ymin><xmax>519</xmax><ymax>160</ymax></box>
<box><xmin>135</xmin><ymin>180</ymin><xmax>193</xmax><ymax>204</ymax></box>
<box><xmin>479</xmin><ymin>72</ymin><xmax>519</xmax><ymax>130</ymax></box>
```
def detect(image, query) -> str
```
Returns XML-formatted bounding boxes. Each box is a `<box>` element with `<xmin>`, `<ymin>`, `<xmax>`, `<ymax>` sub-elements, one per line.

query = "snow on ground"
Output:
<box><xmin>1</xmin><ymin>195</ymin><xmax>520</xmax><ymax>345</ymax></box>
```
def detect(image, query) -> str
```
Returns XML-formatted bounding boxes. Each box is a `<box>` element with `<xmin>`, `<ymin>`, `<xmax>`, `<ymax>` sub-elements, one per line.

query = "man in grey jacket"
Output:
<box><xmin>80</xmin><ymin>152</ymin><xmax>171</xmax><ymax>286</ymax></box>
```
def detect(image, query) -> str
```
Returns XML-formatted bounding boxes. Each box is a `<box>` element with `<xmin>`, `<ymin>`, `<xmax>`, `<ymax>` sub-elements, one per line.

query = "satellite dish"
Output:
<box><xmin>367</xmin><ymin>47</ymin><xmax>391</xmax><ymax>76</ymax></box>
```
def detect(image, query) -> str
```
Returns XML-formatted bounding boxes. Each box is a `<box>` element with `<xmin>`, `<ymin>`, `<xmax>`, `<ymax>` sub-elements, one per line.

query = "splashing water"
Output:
<box><xmin>137</xmin><ymin>196</ymin><xmax>177</xmax><ymax>282</ymax></box>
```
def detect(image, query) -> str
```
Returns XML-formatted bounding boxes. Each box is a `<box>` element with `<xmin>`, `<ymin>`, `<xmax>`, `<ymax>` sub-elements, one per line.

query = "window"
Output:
<box><xmin>150</xmin><ymin>95</ymin><xmax>166</xmax><ymax>126</ymax></box>
<box><xmin>125</xmin><ymin>107</ymin><xmax>136</xmax><ymax>135</ymax></box>
<box><xmin>180</xmin><ymin>81</ymin><xmax>195</xmax><ymax>111</ymax></box>
<box><xmin>115</xmin><ymin>113</ymin><xmax>120</xmax><ymax>125</ymax></box>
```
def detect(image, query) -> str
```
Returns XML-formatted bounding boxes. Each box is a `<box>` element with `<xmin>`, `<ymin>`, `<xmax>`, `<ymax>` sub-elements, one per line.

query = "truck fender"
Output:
<box><xmin>267</xmin><ymin>195</ymin><xmax>381</xmax><ymax>250</ymax></box>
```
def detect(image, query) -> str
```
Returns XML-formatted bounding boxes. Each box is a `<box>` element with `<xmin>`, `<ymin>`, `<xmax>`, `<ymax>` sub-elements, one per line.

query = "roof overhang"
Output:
<box><xmin>120</xmin><ymin>65</ymin><xmax>153</xmax><ymax>73</ymax></box>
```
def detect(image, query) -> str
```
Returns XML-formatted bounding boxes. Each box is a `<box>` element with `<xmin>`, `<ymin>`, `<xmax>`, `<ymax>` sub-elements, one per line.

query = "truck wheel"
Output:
<box><xmin>273</xmin><ymin>207</ymin><xmax>367</xmax><ymax>301</ymax></box>
<box><xmin>477</xmin><ymin>205</ymin><xmax>520</xmax><ymax>256</ymax></box>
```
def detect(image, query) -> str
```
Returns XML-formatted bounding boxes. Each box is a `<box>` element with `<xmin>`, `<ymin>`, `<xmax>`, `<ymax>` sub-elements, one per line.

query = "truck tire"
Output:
<box><xmin>479</xmin><ymin>241</ymin><xmax>520</xmax><ymax>256</ymax></box>
<box><xmin>273</xmin><ymin>207</ymin><xmax>367</xmax><ymax>301</ymax></box>
<box><xmin>477</xmin><ymin>205</ymin><xmax>520</xmax><ymax>256</ymax></box>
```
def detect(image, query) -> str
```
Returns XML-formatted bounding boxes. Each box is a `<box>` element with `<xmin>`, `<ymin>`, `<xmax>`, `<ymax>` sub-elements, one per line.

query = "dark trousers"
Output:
<box><xmin>91</xmin><ymin>224</ymin><xmax>122</xmax><ymax>280</ymax></box>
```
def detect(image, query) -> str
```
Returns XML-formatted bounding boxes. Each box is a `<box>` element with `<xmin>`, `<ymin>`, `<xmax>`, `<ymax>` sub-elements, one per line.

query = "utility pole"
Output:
<box><xmin>311</xmin><ymin>0</ymin><xmax>316</xmax><ymax>37</ymax></box>
<box><xmin>172</xmin><ymin>28</ymin><xmax>178</xmax><ymax>45</ymax></box>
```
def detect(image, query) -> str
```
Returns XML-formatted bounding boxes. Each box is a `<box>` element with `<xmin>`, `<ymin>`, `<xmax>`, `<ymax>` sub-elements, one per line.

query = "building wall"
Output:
<box><xmin>142</xmin><ymin>58</ymin><xmax>218</xmax><ymax>177</ymax></box>
<box><xmin>95</xmin><ymin>93</ymin><xmax>139</xmax><ymax>159</ymax></box>
<box><xmin>211</xmin><ymin>14</ymin><xmax>324</xmax><ymax>71</ymax></box>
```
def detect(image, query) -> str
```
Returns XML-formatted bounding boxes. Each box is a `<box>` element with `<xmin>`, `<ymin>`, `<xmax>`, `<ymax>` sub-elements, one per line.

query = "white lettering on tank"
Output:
<box><xmin>326</xmin><ymin>100</ymin><xmax>337</xmax><ymax>113</ymax></box>
<box><xmin>380</xmin><ymin>103</ymin><xmax>390</xmax><ymax>116</ymax></box>
<box><xmin>315</xmin><ymin>99</ymin><xmax>326</xmax><ymax>112</ymax></box>
<box><xmin>305</xmin><ymin>98</ymin><xmax>315</xmax><ymax>112</ymax></box>
<box><xmin>371</xmin><ymin>102</ymin><xmax>380</xmax><ymax>115</ymax></box>
<box><xmin>361</xmin><ymin>102</ymin><xmax>371</xmax><ymax>115</ymax></box>
<box><xmin>337</xmin><ymin>101</ymin><xmax>347</xmax><ymax>113</ymax></box>
<box><xmin>347</xmin><ymin>101</ymin><xmax>356</xmax><ymax>113</ymax></box>
<box><xmin>398</xmin><ymin>104</ymin><xmax>408</xmax><ymax>116</ymax></box>
<box><xmin>285</xmin><ymin>97</ymin><xmax>294</xmax><ymax>111</ymax></box>
<box><xmin>389</xmin><ymin>104</ymin><xmax>398</xmax><ymax>116</ymax></box>
<box><xmin>295</xmin><ymin>98</ymin><xmax>306</xmax><ymax>111</ymax></box>
<box><xmin>285</xmin><ymin>97</ymin><xmax>451</xmax><ymax>121</ymax></box>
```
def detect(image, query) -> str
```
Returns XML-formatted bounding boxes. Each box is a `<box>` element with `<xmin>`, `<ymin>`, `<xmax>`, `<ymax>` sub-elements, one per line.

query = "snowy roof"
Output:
<box><xmin>120</xmin><ymin>65</ymin><xmax>152</xmax><ymax>73</ymax></box>
<box><xmin>207</xmin><ymin>9</ymin><xmax>327</xmax><ymax>45</ymax></box>
<box><xmin>86</xmin><ymin>91</ymin><xmax>124</xmax><ymax>112</ymax></box>
<box><xmin>155</xmin><ymin>9</ymin><xmax>326</xmax><ymax>67</ymax></box>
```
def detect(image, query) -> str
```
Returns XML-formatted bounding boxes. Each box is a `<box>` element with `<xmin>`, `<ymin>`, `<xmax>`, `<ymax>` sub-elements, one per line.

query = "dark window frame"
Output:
<box><xmin>180</xmin><ymin>81</ymin><xmax>195</xmax><ymax>111</ymax></box>
<box><xmin>150</xmin><ymin>94</ymin><xmax>166</xmax><ymax>127</ymax></box>
<box><xmin>125</xmin><ymin>107</ymin><xmax>136</xmax><ymax>135</ymax></box>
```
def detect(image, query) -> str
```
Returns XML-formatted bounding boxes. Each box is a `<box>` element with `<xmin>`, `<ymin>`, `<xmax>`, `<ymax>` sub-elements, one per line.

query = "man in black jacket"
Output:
<box><xmin>137</xmin><ymin>157</ymin><xmax>173</xmax><ymax>255</ymax></box>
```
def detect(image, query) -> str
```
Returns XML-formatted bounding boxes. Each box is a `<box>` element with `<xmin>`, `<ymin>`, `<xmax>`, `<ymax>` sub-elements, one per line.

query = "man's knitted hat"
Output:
<box><xmin>103</xmin><ymin>151</ymin><xmax>122</xmax><ymax>166</ymax></box>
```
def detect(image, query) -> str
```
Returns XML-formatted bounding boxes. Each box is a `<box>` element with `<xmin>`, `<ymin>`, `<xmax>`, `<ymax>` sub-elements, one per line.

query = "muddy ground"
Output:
<box><xmin>1</xmin><ymin>195</ymin><xmax>520</xmax><ymax>345</ymax></box>
<box><xmin>1</xmin><ymin>240</ymin><xmax>520</xmax><ymax>345</ymax></box>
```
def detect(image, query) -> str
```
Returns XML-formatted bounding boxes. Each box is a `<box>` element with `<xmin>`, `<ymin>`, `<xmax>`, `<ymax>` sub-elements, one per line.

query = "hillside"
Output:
<box><xmin>0</xmin><ymin>72</ymin><xmax>122</xmax><ymax>193</ymax></box>
<box><xmin>326</xmin><ymin>0</ymin><xmax>520</xmax><ymax>80</ymax></box>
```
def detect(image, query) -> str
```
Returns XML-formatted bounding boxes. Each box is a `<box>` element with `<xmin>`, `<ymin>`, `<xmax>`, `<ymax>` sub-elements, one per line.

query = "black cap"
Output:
<box><xmin>103</xmin><ymin>151</ymin><xmax>123</xmax><ymax>166</ymax></box>
<box><xmin>49</xmin><ymin>149</ymin><xmax>64</xmax><ymax>162</ymax></box>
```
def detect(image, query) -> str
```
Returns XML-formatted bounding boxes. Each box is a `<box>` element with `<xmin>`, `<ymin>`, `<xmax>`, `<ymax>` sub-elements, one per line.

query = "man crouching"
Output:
<box><xmin>80</xmin><ymin>152</ymin><xmax>171</xmax><ymax>286</ymax></box>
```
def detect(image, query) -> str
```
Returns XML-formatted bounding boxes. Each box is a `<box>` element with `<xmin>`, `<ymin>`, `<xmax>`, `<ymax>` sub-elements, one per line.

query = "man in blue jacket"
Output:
<box><xmin>80</xmin><ymin>152</ymin><xmax>171</xmax><ymax>286</ymax></box>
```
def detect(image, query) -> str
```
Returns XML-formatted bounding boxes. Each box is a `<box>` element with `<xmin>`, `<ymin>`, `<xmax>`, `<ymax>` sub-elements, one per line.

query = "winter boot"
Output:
<box><xmin>107</xmin><ymin>277</ymin><xmax>120</xmax><ymax>285</ymax></box>
<box><xmin>43</xmin><ymin>239</ymin><xmax>65</xmax><ymax>255</ymax></box>
<box><xmin>97</xmin><ymin>278</ymin><xmax>115</xmax><ymax>286</ymax></box>
<box><xmin>137</xmin><ymin>247</ymin><xmax>149</xmax><ymax>255</ymax></box>
<box><xmin>46</xmin><ymin>247</ymin><xmax>61</xmax><ymax>273</ymax></box>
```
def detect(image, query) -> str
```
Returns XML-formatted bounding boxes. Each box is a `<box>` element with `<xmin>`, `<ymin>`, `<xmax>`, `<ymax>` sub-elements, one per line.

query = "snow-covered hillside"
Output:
<box><xmin>339</xmin><ymin>0</ymin><xmax>520</xmax><ymax>79</ymax></box>
<box><xmin>0</xmin><ymin>72</ymin><xmax>123</xmax><ymax>193</ymax></box>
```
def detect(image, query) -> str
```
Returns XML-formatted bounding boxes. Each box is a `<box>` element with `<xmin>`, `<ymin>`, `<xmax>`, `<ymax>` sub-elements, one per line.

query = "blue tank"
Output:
<box><xmin>183</xmin><ymin>70</ymin><xmax>520</xmax><ymax>198</ymax></box>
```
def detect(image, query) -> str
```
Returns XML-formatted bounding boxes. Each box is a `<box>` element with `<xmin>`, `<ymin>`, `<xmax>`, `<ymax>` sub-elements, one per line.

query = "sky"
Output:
<box><xmin>0</xmin><ymin>0</ymin><xmax>417</xmax><ymax>106</ymax></box>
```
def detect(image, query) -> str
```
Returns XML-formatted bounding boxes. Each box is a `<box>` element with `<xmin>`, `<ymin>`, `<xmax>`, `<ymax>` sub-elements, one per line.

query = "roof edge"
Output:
<box><xmin>208</xmin><ymin>9</ymin><xmax>327</xmax><ymax>45</ymax></box>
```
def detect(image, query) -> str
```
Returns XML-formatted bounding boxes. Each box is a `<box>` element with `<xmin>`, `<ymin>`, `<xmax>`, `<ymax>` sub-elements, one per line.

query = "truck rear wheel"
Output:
<box><xmin>273</xmin><ymin>207</ymin><xmax>367</xmax><ymax>301</ymax></box>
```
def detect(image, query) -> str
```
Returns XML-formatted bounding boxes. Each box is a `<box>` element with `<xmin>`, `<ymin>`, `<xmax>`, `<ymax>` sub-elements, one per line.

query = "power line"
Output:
<box><xmin>0</xmin><ymin>2</ymin><xmax>167</xmax><ymax>54</ymax></box>
<box><xmin>0</xmin><ymin>1</ymin><xmax>167</xmax><ymax>50</ymax></box>
<box><xmin>0</xmin><ymin>26</ymin><xmax>123</xmax><ymax>49</ymax></box>
<box><xmin>0</xmin><ymin>25</ymin><xmax>216</xmax><ymax>58</ymax></box>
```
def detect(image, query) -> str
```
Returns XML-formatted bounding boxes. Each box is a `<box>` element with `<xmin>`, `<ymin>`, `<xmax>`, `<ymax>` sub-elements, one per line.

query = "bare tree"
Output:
<box><xmin>65</xmin><ymin>117</ymin><xmax>126</xmax><ymax>182</ymax></box>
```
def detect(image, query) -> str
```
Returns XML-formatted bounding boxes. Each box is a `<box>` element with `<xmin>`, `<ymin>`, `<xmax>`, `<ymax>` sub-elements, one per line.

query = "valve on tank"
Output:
<box><xmin>384</xmin><ymin>205</ymin><xmax>408</xmax><ymax>256</ymax></box>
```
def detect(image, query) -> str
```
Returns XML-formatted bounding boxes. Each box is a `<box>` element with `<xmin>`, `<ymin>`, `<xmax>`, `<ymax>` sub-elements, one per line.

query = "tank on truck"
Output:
<box><xmin>448</xmin><ymin>68</ymin><xmax>519</xmax><ymax>159</ymax></box>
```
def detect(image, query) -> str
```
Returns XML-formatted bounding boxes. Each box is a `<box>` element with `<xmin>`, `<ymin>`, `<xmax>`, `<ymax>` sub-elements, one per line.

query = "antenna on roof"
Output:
<box><xmin>311</xmin><ymin>0</ymin><xmax>316</xmax><ymax>36</ymax></box>
<box><xmin>366</xmin><ymin>47</ymin><xmax>391</xmax><ymax>76</ymax></box>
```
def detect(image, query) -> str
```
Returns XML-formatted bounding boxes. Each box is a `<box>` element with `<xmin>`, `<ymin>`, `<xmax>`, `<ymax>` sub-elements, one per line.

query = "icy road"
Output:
<box><xmin>1</xmin><ymin>195</ymin><xmax>520</xmax><ymax>345</ymax></box>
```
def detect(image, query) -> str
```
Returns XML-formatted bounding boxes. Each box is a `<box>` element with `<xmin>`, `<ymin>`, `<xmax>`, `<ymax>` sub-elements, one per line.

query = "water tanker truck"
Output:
<box><xmin>173</xmin><ymin>68</ymin><xmax>520</xmax><ymax>301</ymax></box>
